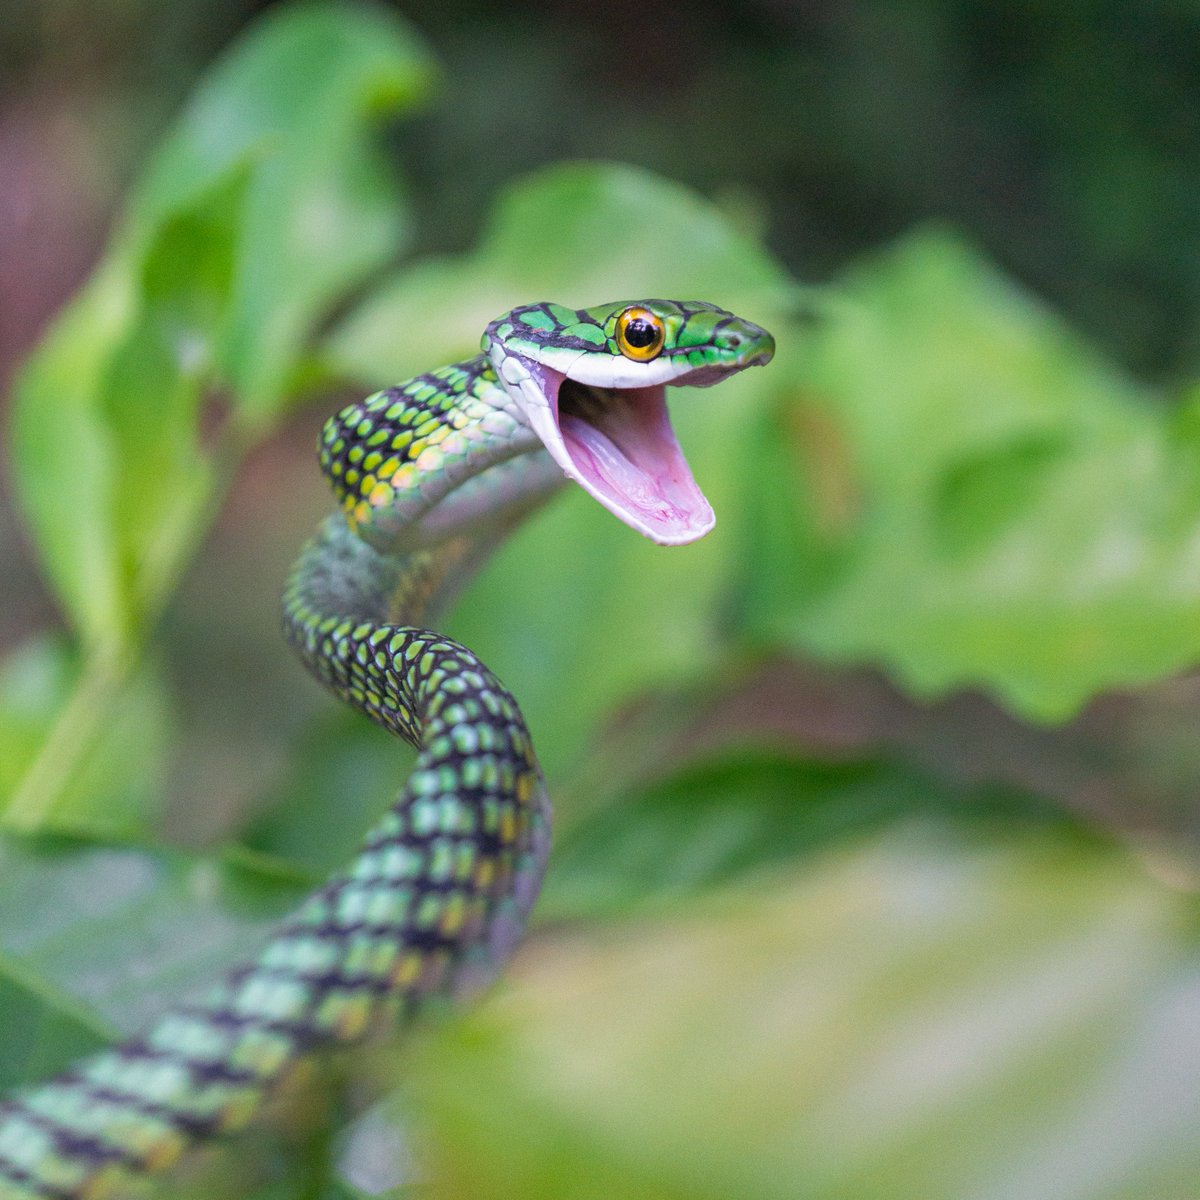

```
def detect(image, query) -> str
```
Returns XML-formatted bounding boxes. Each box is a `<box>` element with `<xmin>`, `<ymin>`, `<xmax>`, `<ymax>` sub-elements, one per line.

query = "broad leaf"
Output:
<box><xmin>0</xmin><ymin>636</ymin><xmax>172</xmax><ymax>836</ymax></box>
<box><xmin>0</xmin><ymin>841</ymin><xmax>305</xmax><ymax>1063</ymax></box>
<box><xmin>744</xmin><ymin>228</ymin><xmax>1200</xmax><ymax>719</ymax></box>
<box><xmin>539</xmin><ymin>750</ymin><xmax>1071</xmax><ymax>922</ymax></box>
<box><xmin>2</xmin><ymin>1</ymin><xmax>436</xmax><ymax>833</ymax></box>
<box><xmin>327</xmin><ymin>160</ymin><xmax>790</xmax><ymax>383</ymax></box>
<box><xmin>409</xmin><ymin>826</ymin><xmax>1200</xmax><ymax>1200</ymax></box>
<box><xmin>9</xmin><ymin>0</ymin><xmax>435</xmax><ymax>648</ymax></box>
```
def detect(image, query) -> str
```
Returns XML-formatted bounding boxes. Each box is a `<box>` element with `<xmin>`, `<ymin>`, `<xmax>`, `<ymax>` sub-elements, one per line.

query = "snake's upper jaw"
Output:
<box><xmin>516</xmin><ymin>358</ymin><xmax>714</xmax><ymax>546</ymax></box>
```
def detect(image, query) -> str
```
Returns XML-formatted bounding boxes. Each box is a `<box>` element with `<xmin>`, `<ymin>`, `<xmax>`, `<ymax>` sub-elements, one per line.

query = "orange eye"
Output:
<box><xmin>616</xmin><ymin>307</ymin><xmax>665</xmax><ymax>362</ymax></box>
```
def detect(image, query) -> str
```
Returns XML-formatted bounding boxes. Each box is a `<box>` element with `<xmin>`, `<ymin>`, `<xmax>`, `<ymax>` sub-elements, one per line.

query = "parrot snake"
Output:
<box><xmin>0</xmin><ymin>298</ymin><xmax>775</xmax><ymax>1198</ymax></box>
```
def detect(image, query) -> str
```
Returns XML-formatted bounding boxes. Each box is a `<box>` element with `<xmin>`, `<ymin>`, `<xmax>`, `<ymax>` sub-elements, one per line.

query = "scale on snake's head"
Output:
<box><xmin>484</xmin><ymin>298</ymin><xmax>775</xmax><ymax>545</ymax></box>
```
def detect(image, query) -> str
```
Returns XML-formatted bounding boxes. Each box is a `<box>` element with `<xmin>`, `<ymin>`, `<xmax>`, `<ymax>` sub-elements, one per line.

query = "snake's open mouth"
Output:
<box><xmin>520</xmin><ymin>361</ymin><xmax>714</xmax><ymax>546</ymax></box>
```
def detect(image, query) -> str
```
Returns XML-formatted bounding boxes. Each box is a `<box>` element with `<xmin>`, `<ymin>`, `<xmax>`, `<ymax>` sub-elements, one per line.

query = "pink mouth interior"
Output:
<box><xmin>527</xmin><ymin>360</ymin><xmax>714</xmax><ymax>545</ymax></box>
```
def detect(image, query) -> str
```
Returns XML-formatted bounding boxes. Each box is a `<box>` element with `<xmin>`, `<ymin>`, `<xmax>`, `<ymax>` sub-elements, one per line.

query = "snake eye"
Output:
<box><xmin>616</xmin><ymin>307</ymin><xmax>665</xmax><ymax>362</ymax></box>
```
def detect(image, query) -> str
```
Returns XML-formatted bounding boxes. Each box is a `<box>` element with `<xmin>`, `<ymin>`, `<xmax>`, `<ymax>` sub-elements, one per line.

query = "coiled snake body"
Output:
<box><xmin>0</xmin><ymin>299</ymin><xmax>774</xmax><ymax>1198</ymax></box>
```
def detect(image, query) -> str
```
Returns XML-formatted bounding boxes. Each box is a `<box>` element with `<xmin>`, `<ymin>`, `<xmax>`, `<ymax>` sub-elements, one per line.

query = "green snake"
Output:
<box><xmin>0</xmin><ymin>298</ymin><xmax>774</xmax><ymax>1199</ymax></box>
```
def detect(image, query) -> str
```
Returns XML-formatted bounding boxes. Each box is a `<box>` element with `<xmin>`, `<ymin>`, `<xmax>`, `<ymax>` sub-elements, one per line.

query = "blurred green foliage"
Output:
<box><xmin>745</xmin><ymin>231</ymin><xmax>1200</xmax><ymax>718</ymax></box>
<box><xmin>2</xmin><ymin>3</ymin><xmax>1200</xmax><ymax>1199</ymax></box>
<box><xmin>4</xmin><ymin>1</ymin><xmax>433</xmax><ymax>832</ymax></box>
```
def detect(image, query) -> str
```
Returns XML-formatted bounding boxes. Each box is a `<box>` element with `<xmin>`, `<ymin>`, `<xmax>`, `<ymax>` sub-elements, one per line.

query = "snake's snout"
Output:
<box><xmin>717</xmin><ymin>318</ymin><xmax>775</xmax><ymax>368</ymax></box>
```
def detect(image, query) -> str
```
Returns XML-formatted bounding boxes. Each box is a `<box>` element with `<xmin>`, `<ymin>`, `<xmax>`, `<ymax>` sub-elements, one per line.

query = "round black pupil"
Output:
<box><xmin>624</xmin><ymin>317</ymin><xmax>658</xmax><ymax>348</ymax></box>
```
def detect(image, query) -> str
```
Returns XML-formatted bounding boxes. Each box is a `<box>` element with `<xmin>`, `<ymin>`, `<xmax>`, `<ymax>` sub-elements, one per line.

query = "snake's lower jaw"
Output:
<box><xmin>520</xmin><ymin>362</ymin><xmax>715</xmax><ymax>546</ymax></box>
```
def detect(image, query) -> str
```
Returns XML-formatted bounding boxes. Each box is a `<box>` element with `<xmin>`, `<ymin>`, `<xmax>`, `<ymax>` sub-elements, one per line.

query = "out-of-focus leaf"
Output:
<box><xmin>409</xmin><ymin>827</ymin><xmax>1200</xmax><ymax>1200</ymax></box>
<box><xmin>9</xmin><ymin>159</ymin><xmax>250</xmax><ymax>649</ymax></box>
<box><xmin>9</xmin><ymin>266</ymin><xmax>135</xmax><ymax>651</ymax></box>
<box><xmin>0</xmin><ymin>637</ymin><xmax>79</xmax><ymax>811</ymax></box>
<box><xmin>0</xmin><ymin>635</ymin><xmax>172</xmax><ymax>836</ymax></box>
<box><xmin>102</xmin><ymin>163</ymin><xmax>250</xmax><ymax>622</ymax></box>
<box><xmin>131</xmin><ymin>0</ymin><xmax>437</xmax><ymax>421</ymax></box>
<box><xmin>326</xmin><ymin>161</ymin><xmax>790</xmax><ymax>383</ymax></box>
<box><xmin>10</xmin><ymin>1</ymin><xmax>435</xmax><ymax>648</ymax></box>
<box><xmin>0</xmin><ymin>970</ymin><xmax>110</xmax><ymax>1093</ymax></box>
<box><xmin>3</xmin><ymin>1</ymin><xmax>436</xmax><ymax>834</ymax></box>
<box><xmin>242</xmin><ymin>707</ymin><xmax>410</xmax><ymax>878</ymax></box>
<box><xmin>539</xmin><ymin>751</ymin><xmax>1072</xmax><ymax>922</ymax></box>
<box><xmin>326</xmin><ymin>162</ymin><xmax>797</xmax><ymax>779</ymax></box>
<box><xmin>0</xmin><ymin>841</ymin><xmax>306</xmax><ymax>1062</ymax></box>
<box><xmin>451</xmin><ymin>495</ymin><xmax>739</xmax><ymax>780</ymax></box>
<box><xmin>745</xmin><ymin>227</ymin><xmax>1200</xmax><ymax>719</ymax></box>
<box><xmin>237</xmin><ymin>1184</ymin><xmax>371</xmax><ymax>1200</ymax></box>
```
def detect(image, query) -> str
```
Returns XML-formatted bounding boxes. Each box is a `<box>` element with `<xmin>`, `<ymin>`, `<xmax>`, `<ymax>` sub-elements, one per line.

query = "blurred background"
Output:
<box><xmin>3</xmin><ymin>2</ymin><xmax>1200</xmax><ymax>1198</ymax></box>
<box><xmin>5</xmin><ymin>0</ymin><xmax>1200</xmax><ymax>379</ymax></box>
<box><xmin>4</xmin><ymin>0</ymin><xmax>1200</xmax><ymax>862</ymax></box>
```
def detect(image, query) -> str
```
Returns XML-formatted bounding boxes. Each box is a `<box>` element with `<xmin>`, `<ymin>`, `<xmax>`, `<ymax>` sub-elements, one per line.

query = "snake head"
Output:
<box><xmin>483</xmin><ymin>299</ymin><xmax>775</xmax><ymax>545</ymax></box>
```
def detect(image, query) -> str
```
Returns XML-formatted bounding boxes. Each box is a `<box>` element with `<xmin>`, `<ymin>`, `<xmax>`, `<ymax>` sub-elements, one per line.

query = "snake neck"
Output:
<box><xmin>317</xmin><ymin>354</ymin><xmax>548</xmax><ymax>556</ymax></box>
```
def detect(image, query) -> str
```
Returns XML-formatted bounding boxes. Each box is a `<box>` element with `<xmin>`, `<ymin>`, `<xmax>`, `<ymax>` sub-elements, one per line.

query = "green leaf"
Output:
<box><xmin>243</xmin><ymin>707</ymin><xmax>411</xmax><ymax>879</ymax></box>
<box><xmin>3</xmin><ymin>1</ymin><xmax>436</xmax><ymax>832</ymax></box>
<box><xmin>0</xmin><ymin>840</ymin><xmax>306</xmax><ymax>1075</ymax></box>
<box><xmin>9</xmin><ymin>265</ymin><xmax>134</xmax><ymax>651</ymax></box>
<box><xmin>0</xmin><ymin>970</ymin><xmax>110</xmax><ymax>1093</ymax></box>
<box><xmin>409</xmin><ymin>827</ymin><xmax>1200</xmax><ymax>1200</ymax></box>
<box><xmin>744</xmin><ymin>227</ymin><xmax>1200</xmax><ymax>719</ymax></box>
<box><xmin>539</xmin><ymin>750</ymin><xmax>1072</xmax><ymax>922</ymax></box>
<box><xmin>9</xmin><ymin>159</ymin><xmax>250</xmax><ymax>649</ymax></box>
<box><xmin>9</xmin><ymin>0</ymin><xmax>435</xmax><ymax>647</ymax></box>
<box><xmin>326</xmin><ymin>161</ymin><xmax>791</xmax><ymax>385</ymax></box>
<box><xmin>0</xmin><ymin>635</ymin><xmax>172</xmax><ymax>836</ymax></box>
<box><xmin>130</xmin><ymin>0</ymin><xmax>437</xmax><ymax>421</ymax></box>
<box><xmin>104</xmin><ymin>163</ymin><xmax>251</xmax><ymax>623</ymax></box>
